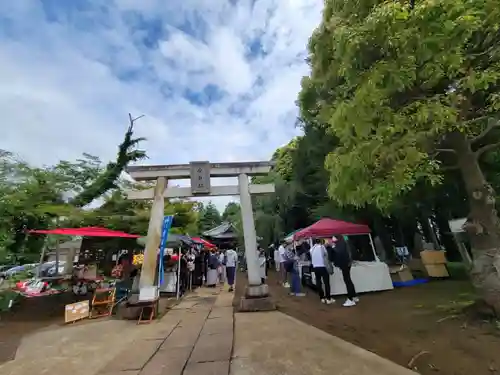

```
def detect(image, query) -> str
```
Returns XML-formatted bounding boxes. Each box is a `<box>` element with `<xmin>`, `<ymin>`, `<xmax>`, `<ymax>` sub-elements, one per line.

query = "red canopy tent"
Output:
<box><xmin>28</xmin><ymin>227</ymin><xmax>140</xmax><ymax>238</ymax></box>
<box><xmin>191</xmin><ymin>237</ymin><xmax>216</xmax><ymax>249</ymax></box>
<box><xmin>293</xmin><ymin>218</ymin><xmax>377</xmax><ymax>260</ymax></box>
<box><xmin>293</xmin><ymin>218</ymin><xmax>370</xmax><ymax>240</ymax></box>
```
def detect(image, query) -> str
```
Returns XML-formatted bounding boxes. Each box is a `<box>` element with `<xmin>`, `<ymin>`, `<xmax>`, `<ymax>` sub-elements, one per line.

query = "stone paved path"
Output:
<box><xmin>99</xmin><ymin>286</ymin><xmax>233</xmax><ymax>375</ymax></box>
<box><xmin>0</xmin><ymin>286</ymin><xmax>416</xmax><ymax>375</ymax></box>
<box><xmin>231</xmin><ymin>311</ymin><xmax>416</xmax><ymax>375</ymax></box>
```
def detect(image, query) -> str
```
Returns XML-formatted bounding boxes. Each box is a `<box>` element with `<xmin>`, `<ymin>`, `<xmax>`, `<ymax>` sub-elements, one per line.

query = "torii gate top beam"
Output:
<box><xmin>126</xmin><ymin>161</ymin><xmax>273</xmax><ymax>181</ymax></box>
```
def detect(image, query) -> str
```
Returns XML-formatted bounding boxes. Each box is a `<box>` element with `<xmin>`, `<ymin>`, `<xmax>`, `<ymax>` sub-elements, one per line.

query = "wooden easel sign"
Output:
<box><xmin>65</xmin><ymin>300</ymin><xmax>90</xmax><ymax>324</ymax></box>
<box><xmin>90</xmin><ymin>288</ymin><xmax>116</xmax><ymax>319</ymax></box>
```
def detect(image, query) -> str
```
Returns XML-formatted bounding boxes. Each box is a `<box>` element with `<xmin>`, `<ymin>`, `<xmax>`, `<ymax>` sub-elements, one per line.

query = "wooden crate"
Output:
<box><xmin>390</xmin><ymin>266</ymin><xmax>414</xmax><ymax>283</ymax></box>
<box><xmin>420</xmin><ymin>250</ymin><xmax>447</xmax><ymax>265</ymax></box>
<box><xmin>425</xmin><ymin>264</ymin><xmax>449</xmax><ymax>278</ymax></box>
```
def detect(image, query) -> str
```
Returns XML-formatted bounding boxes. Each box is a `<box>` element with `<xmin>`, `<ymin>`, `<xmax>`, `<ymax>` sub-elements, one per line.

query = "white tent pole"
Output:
<box><xmin>54</xmin><ymin>240</ymin><xmax>60</xmax><ymax>276</ymax></box>
<box><xmin>368</xmin><ymin>234</ymin><xmax>379</xmax><ymax>262</ymax></box>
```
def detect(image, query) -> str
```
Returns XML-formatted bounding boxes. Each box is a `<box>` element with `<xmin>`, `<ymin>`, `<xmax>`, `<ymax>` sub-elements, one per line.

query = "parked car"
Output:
<box><xmin>31</xmin><ymin>261</ymin><xmax>66</xmax><ymax>277</ymax></box>
<box><xmin>47</xmin><ymin>262</ymin><xmax>66</xmax><ymax>276</ymax></box>
<box><xmin>0</xmin><ymin>265</ymin><xmax>16</xmax><ymax>278</ymax></box>
<box><xmin>2</xmin><ymin>264</ymin><xmax>37</xmax><ymax>278</ymax></box>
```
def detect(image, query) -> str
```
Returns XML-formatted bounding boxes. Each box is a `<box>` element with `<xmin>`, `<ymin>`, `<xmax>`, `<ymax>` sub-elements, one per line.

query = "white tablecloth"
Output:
<box><xmin>159</xmin><ymin>271</ymin><xmax>177</xmax><ymax>293</ymax></box>
<box><xmin>301</xmin><ymin>261</ymin><xmax>393</xmax><ymax>295</ymax></box>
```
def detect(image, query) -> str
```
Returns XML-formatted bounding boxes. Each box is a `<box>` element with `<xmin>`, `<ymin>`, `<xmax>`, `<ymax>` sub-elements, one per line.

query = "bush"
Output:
<box><xmin>447</xmin><ymin>262</ymin><xmax>470</xmax><ymax>280</ymax></box>
<box><xmin>0</xmin><ymin>290</ymin><xmax>21</xmax><ymax>312</ymax></box>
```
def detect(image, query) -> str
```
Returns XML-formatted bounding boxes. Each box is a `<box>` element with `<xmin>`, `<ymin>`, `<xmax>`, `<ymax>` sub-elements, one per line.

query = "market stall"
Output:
<box><xmin>26</xmin><ymin>227</ymin><xmax>140</xmax><ymax>298</ymax></box>
<box><xmin>136</xmin><ymin>234</ymin><xmax>192</xmax><ymax>296</ymax></box>
<box><xmin>294</xmin><ymin>218</ymin><xmax>393</xmax><ymax>295</ymax></box>
<box><xmin>160</xmin><ymin>235</ymin><xmax>191</xmax><ymax>296</ymax></box>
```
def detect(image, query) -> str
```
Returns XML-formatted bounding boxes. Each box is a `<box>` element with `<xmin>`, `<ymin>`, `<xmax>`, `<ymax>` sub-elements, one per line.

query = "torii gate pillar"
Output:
<box><xmin>126</xmin><ymin>161</ymin><xmax>276</xmax><ymax>310</ymax></box>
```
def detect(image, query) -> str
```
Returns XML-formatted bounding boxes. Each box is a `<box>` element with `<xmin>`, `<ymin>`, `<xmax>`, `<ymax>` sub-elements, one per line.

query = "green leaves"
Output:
<box><xmin>300</xmin><ymin>0</ymin><xmax>500</xmax><ymax>211</ymax></box>
<box><xmin>197</xmin><ymin>202</ymin><xmax>222</xmax><ymax>232</ymax></box>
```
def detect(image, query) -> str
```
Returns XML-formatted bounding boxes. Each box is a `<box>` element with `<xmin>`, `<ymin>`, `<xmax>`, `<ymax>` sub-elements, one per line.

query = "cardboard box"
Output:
<box><xmin>420</xmin><ymin>250</ymin><xmax>447</xmax><ymax>265</ymax></box>
<box><xmin>390</xmin><ymin>266</ymin><xmax>414</xmax><ymax>283</ymax></box>
<box><xmin>425</xmin><ymin>264</ymin><xmax>449</xmax><ymax>278</ymax></box>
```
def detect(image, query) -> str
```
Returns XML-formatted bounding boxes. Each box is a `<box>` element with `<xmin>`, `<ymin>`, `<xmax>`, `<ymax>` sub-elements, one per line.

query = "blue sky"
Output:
<box><xmin>0</xmin><ymin>0</ymin><xmax>321</xmax><ymax>209</ymax></box>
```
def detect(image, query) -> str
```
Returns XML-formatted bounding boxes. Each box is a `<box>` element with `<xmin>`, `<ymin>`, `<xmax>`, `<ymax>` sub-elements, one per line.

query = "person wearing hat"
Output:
<box><xmin>331</xmin><ymin>235</ymin><xmax>359</xmax><ymax>307</ymax></box>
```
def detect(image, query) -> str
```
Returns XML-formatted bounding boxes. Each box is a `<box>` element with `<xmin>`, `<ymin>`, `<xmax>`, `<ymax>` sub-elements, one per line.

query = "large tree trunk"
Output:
<box><xmin>449</xmin><ymin>131</ymin><xmax>500</xmax><ymax>315</ymax></box>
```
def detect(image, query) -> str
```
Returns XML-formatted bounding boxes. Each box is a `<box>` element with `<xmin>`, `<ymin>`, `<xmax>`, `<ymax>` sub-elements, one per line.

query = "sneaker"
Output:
<box><xmin>325</xmin><ymin>299</ymin><xmax>335</xmax><ymax>305</ymax></box>
<box><xmin>294</xmin><ymin>292</ymin><xmax>306</xmax><ymax>297</ymax></box>
<box><xmin>343</xmin><ymin>299</ymin><xmax>356</xmax><ymax>307</ymax></box>
<box><xmin>228</xmin><ymin>287</ymin><xmax>234</xmax><ymax>292</ymax></box>
<box><xmin>353</xmin><ymin>297</ymin><xmax>360</xmax><ymax>303</ymax></box>
<box><xmin>321</xmin><ymin>298</ymin><xmax>327</xmax><ymax>304</ymax></box>
<box><xmin>283</xmin><ymin>282</ymin><xmax>290</xmax><ymax>288</ymax></box>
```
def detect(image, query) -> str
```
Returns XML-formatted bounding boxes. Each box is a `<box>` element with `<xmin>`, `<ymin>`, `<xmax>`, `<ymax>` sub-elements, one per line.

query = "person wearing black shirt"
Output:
<box><xmin>331</xmin><ymin>236</ymin><xmax>359</xmax><ymax>307</ymax></box>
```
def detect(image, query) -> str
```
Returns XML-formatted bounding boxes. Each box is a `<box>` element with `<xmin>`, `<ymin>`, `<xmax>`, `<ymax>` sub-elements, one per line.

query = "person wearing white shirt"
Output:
<box><xmin>217</xmin><ymin>251</ymin><xmax>225</xmax><ymax>284</ymax></box>
<box><xmin>278</xmin><ymin>241</ymin><xmax>290</xmax><ymax>287</ymax></box>
<box><xmin>224</xmin><ymin>249</ymin><xmax>238</xmax><ymax>292</ymax></box>
<box><xmin>258</xmin><ymin>249</ymin><xmax>267</xmax><ymax>283</ymax></box>
<box><xmin>273</xmin><ymin>245</ymin><xmax>280</xmax><ymax>273</ymax></box>
<box><xmin>310</xmin><ymin>238</ymin><xmax>333</xmax><ymax>304</ymax></box>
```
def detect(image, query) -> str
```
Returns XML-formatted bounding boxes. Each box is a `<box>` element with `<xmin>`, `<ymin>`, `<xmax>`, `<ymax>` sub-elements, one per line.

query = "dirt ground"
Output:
<box><xmin>0</xmin><ymin>292</ymin><xmax>177</xmax><ymax>365</ymax></box>
<box><xmin>234</xmin><ymin>271</ymin><xmax>500</xmax><ymax>375</ymax></box>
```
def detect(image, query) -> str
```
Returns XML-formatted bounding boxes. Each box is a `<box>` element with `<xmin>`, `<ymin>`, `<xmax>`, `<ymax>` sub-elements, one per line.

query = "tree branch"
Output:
<box><xmin>476</xmin><ymin>142</ymin><xmax>500</xmax><ymax>158</ymax></box>
<box><xmin>471</xmin><ymin>118</ymin><xmax>500</xmax><ymax>145</ymax></box>
<box><xmin>435</xmin><ymin>148</ymin><xmax>457</xmax><ymax>154</ymax></box>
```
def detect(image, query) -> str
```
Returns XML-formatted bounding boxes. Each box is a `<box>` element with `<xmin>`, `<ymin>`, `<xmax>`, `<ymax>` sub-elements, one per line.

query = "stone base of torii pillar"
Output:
<box><xmin>239</xmin><ymin>284</ymin><xmax>275</xmax><ymax>312</ymax></box>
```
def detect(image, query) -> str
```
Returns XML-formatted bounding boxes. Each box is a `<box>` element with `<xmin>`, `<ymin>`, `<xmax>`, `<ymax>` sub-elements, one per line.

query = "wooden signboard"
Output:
<box><xmin>65</xmin><ymin>300</ymin><xmax>90</xmax><ymax>323</ymax></box>
<box><xmin>190</xmin><ymin>161</ymin><xmax>211</xmax><ymax>195</ymax></box>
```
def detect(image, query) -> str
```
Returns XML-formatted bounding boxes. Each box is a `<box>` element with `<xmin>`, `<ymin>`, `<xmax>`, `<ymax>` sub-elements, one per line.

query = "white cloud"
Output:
<box><xmin>0</xmin><ymin>0</ymin><xmax>322</xmax><ymax>210</ymax></box>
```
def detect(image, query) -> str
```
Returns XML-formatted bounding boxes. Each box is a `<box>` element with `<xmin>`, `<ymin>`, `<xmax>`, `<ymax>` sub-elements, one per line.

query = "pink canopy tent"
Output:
<box><xmin>293</xmin><ymin>218</ymin><xmax>370</xmax><ymax>240</ymax></box>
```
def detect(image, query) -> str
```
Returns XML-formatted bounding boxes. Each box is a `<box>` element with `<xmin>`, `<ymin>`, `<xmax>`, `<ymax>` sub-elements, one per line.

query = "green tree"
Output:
<box><xmin>70</xmin><ymin>116</ymin><xmax>147</xmax><ymax>207</ymax></box>
<box><xmin>67</xmin><ymin>190</ymin><xmax>199</xmax><ymax>236</ymax></box>
<box><xmin>299</xmin><ymin>0</ymin><xmax>500</xmax><ymax>312</ymax></box>
<box><xmin>197</xmin><ymin>201</ymin><xmax>222</xmax><ymax>232</ymax></box>
<box><xmin>0</xmin><ymin>115</ymin><xmax>148</xmax><ymax>261</ymax></box>
<box><xmin>222</xmin><ymin>202</ymin><xmax>241</xmax><ymax>223</ymax></box>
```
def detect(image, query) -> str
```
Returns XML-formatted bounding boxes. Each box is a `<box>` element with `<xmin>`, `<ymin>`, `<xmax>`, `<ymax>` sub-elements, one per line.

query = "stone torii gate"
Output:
<box><xmin>125</xmin><ymin>161</ymin><xmax>275</xmax><ymax>307</ymax></box>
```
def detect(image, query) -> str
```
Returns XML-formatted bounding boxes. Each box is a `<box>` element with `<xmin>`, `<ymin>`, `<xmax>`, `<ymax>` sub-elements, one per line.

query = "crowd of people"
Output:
<box><xmin>195</xmin><ymin>248</ymin><xmax>239</xmax><ymax>292</ymax></box>
<box><xmin>161</xmin><ymin>236</ymin><xmax>358</xmax><ymax>308</ymax></box>
<box><xmin>271</xmin><ymin>236</ymin><xmax>359</xmax><ymax>308</ymax></box>
<box><xmin>160</xmin><ymin>245</ymin><xmax>268</xmax><ymax>295</ymax></box>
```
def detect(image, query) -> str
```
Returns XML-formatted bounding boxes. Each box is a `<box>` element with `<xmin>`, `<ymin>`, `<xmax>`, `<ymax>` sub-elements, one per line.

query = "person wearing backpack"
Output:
<box><xmin>309</xmin><ymin>238</ymin><xmax>334</xmax><ymax>304</ymax></box>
